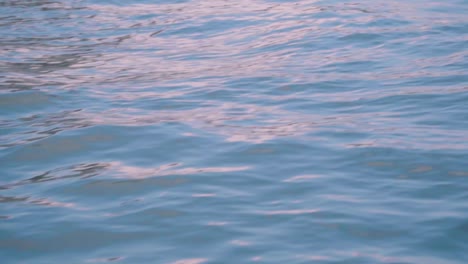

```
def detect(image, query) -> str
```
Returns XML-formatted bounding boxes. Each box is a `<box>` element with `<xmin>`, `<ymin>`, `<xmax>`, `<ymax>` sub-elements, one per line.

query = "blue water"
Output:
<box><xmin>1</xmin><ymin>0</ymin><xmax>468</xmax><ymax>263</ymax></box>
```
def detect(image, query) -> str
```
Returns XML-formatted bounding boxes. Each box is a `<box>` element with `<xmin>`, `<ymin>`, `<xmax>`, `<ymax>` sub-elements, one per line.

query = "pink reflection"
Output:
<box><xmin>69</xmin><ymin>102</ymin><xmax>468</xmax><ymax>148</ymax></box>
<box><xmin>251</xmin><ymin>256</ymin><xmax>262</xmax><ymax>262</ymax></box>
<box><xmin>283</xmin><ymin>174</ymin><xmax>321</xmax><ymax>182</ymax></box>
<box><xmin>109</xmin><ymin>161</ymin><xmax>250</xmax><ymax>179</ymax></box>
<box><xmin>13</xmin><ymin>97</ymin><xmax>467</xmax><ymax>149</ymax></box>
<box><xmin>230</xmin><ymin>240</ymin><xmax>251</xmax><ymax>246</ymax></box>
<box><xmin>206</xmin><ymin>221</ymin><xmax>229</xmax><ymax>226</ymax></box>
<box><xmin>260</xmin><ymin>209</ymin><xmax>319</xmax><ymax>215</ymax></box>
<box><xmin>5</xmin><ymin>0</ymin><xmax>466</xmax><ymax>95</ymax></box>
<box><xmin>192</xmin><ymin>193</ymin><xmax>216</xmax><ymax>198</ymax></box>
<box><xmin>172</xmin><ymin>259</ymin><xmax>207</xmax><ymax>264</ymax></box>
<box><xmin>30</xmin><ymin>198</ymin><xmax>76</xmax><ymax>208</ymax></box>
<box><xmin>4</xmin><ymin>0</ymin><xmax>466</xmax><ymax>152</ymax></box>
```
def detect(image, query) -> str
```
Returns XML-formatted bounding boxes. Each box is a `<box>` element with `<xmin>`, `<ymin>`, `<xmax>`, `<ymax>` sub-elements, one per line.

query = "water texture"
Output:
<box><xmin>1</xmin><ymin>0</ymin><xmax>467</xmax><ymax>263</ymax></box>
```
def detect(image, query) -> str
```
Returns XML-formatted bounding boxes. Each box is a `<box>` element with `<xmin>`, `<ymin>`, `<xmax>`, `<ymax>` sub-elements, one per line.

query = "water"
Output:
<box><xmin>1</xmin><ymin>0</ymin><xmax>467</xmax><ymax>263</ymax></box>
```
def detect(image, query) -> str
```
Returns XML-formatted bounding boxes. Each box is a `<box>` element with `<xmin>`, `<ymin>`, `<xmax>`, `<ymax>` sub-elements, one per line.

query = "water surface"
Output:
<box><xmin>1</xmin><ymin>0</ymin><xmax>468</xmax><ymax>263</ymax></box>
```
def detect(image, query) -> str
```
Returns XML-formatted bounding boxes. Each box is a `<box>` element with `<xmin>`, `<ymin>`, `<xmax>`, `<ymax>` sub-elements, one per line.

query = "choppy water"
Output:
<box><xmin>1</xmin><ymin>0</ymin><xmax>468</xmax><ymax>263</ymax></box>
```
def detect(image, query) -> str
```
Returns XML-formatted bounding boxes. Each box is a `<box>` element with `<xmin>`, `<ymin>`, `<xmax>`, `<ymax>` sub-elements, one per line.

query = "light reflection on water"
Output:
<box><xmin>1</xmin><ymin>0</ymin><xmax>468</xmax><ymax>263</ymax></box>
